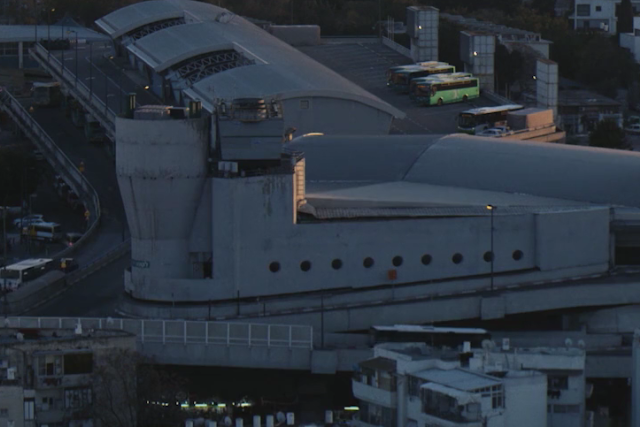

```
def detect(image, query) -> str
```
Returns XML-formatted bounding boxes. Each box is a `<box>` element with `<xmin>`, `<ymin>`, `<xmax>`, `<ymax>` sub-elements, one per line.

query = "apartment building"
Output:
<box><xmin>352</xmin><ymin>341</ymin><xmax>586</xmax><ymax>427</ymax></box>
<box><xmin>0</xmin><ymin>326</ymin><xmax>136</xmax><ymax>427</ymax></box>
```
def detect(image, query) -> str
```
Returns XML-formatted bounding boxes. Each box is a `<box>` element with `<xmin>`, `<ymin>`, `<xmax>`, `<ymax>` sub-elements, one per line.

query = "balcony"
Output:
<box><xmin>352</xmin><ymin>379</ymin><xmax>397</xmax><ymax>408</ymax></box>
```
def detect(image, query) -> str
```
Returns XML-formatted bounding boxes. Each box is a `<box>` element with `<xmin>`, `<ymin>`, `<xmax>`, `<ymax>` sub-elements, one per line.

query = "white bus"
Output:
<box><xmin>0</xmin><ymin>258</ymin><xmax>54</xmax><ymax>291</ymax></box>
<box><xmin>21</xmin><ymin>222</ymin><xmax>63</xmax><ymax>243</ymax></box>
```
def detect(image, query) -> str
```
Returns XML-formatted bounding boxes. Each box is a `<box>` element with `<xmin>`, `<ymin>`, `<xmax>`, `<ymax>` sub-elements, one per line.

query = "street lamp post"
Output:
<box><xmin>486</xmin><ymin>205</ymin><xmax>495</xmax><ymax>292</ymax></box>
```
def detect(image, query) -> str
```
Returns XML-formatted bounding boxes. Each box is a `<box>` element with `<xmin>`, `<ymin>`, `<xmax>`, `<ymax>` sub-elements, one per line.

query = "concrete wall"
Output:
<box><xmin>0</xmin><ymin>386</ymin><xmax>25</xmax><ymax>427</ymax></box>
<box><xmin>407</xmin><ymin>6</ymin><xmax>439</xmax><ymax>62</ymax></box>
<box><xmin>282</xmin><ymin>97</ymin><xmax>394</xmax><ymax>136</ymax></box>
<box><xmin>460</xmin><ymin>31</ymin><xmax>495</xmax><ymax>92</ymax></box>
<box><xmin>116</xmin><ymin>115</ymin><xmax>209</xmax><ymax>299</ymax></box>
<box><xmin>536</xmin><ymin>59</ymin><xmax>558</xmax><ymax>118</ymax></box>
<box><xmin>620</xmin><ymin>33</ymin><xmax>640</xmax><ymax>63</ymax></box>
<box><xmin>503</xmin><ymin>373</ymin><xmax>547</xmax><ymax>427</ymax></box>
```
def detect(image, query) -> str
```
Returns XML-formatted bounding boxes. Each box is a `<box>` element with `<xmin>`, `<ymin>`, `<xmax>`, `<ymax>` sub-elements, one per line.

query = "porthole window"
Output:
<box><xmin>483</xmin><ymin>251</ymin><xmax>493</xmax><ymax>263</ymax></box>
<box><xmin>421</xmin><ymin>254</ymin><xmax>432</xmax><ymax>265</ymax></box>
<box><xmin>300</xmin><ymin>260</ymin><xmax>311</xmax><ymax>272</ymax></box>
<box><xmin>452</xmin><ymin>253</ymin><xmax>463</xmax><ymax>264</ymax></box>
<box><xmin>332</xmin><ymin>259</ymin><xmax>343</xmax><ymax>270</ymax></box>
<box><xmin>269</xmin><ymin>262</ymin><xmax>280</xmax><ymax>273</ymax></box>
<box><xmin>512</xmin><ymin>250</ymin><xmax>524</xmax><ymax>261</ymax></box>
<box><xmin>363</xmin><ymin>257</ymin><xmax>374</xmax><ymax>268</ymax></box>
<box><xmin>392</xmin><ymin>256</ymin><xmax>403</xmax><ymax>267</ymax></box>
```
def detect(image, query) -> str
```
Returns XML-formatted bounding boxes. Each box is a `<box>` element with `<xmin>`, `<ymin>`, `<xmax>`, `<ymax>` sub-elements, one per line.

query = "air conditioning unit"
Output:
<box><xmin>502</xmin><ymin>338</ymin><xmax>510</xmax><ymax>351</ymax></box>
<box><xmin>7</xmin><ymin>368</ymin><xmax>16</xmax><ymax>380</ymax></box>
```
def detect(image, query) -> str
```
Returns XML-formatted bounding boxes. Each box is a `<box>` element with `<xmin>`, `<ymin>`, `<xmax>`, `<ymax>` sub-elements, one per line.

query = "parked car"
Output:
<box><xmin>478</xmin><ymin>126</ymin><xmax>508</xmax><ymax>137</ymax></box>
<box><xmin>58</xmin><ymin>258</ymin><xmax>79</xmax><ymax>273</ymax></box>
<box><xmin>64</xmin><ymin>232</ymin><xmax>83</xmax><ymax>247</ymax></box>
<box><xmin>625</xmin><ymin>124</ymin><xmax>640</xmax><ymax>135</ymax></box>
<box><xmin>12</xmin><ymin>214</ymin><xmax>44</xmax><ymax>229</ymax></box>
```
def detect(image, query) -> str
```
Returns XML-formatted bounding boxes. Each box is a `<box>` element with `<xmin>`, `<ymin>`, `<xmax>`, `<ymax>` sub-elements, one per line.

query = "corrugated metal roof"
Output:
<box><xmin>414</xmin><ymin>369</ymin><xmax>500</xmax><ymax>391</ymax></box>
<box><xmin>96</xmin><ymin>0</ymin><xmax>404</xmax><ymax>118</ymax></box>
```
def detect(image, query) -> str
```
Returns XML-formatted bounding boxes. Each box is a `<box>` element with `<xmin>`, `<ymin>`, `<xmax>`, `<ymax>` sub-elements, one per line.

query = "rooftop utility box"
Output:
<box><xmin>268</xmin><ymin>25</ymin><xmax>321</xmax><ymax>46</ymax></box>
<box><xmin>507</xmin><ymin>108</ymin><xmax>554</xmax><ymax>130</ymax></box>
<box><xmin>216</xmin><ymin>98</ymin><xmax>284</xmax><ymax>161</ymax></box>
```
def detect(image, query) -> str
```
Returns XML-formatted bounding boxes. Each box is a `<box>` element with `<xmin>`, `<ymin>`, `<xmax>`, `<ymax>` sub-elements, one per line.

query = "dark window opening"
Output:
<box><xmin>363</xmin><ymin>257</ymin><xmax>374</xmax><ymax>268</ymax></box>
<box><xmin>483</xmin><ymin>251</ymin><xmax>494</xmax><ymax>262</ymax></box>
<box><xmin>512</xmin><ymin>250</ymin><xmax>523</xmax><ymax>261</ymax></box>
<box><xmin>63</xmin><ymin>353</ymin><xmax>93</xmax><ymax>375</ymax></box>
<box><xmin>615</xmin><ymin>246</ymin><xmax>640</xmax><ymax>265</ymax></box>
<box><xmin>269</xmin><ymin>262</ymin><xmax>280</xmax><ymax>273</ymax></box>
<box><xmin>202</xmin><ymin>261</ymin><xmax>212</xmax><ymax>278</ymax></box>
<box><xmin>332</xmin><ymin>259</ymin><xmax>343</xmax><ymax>270</ymax></box>
<box><xmin>392</xmin><ymin>256</ymin><xmax>403</xmax><ymax>267</ymax></box>
<box><xmin>452</xmin><ymin>253</ymin><xmax>463</xmax><ymax>264</ymax></box>
<box><xmin>421</xmin><ymin>254</ymin><xmax>432</xmax><ymax>265</ymax></box>
<box><xmin>300</xmin><ymin>260</ymin><xmax>311</xmax><ymax>272</ymax></box>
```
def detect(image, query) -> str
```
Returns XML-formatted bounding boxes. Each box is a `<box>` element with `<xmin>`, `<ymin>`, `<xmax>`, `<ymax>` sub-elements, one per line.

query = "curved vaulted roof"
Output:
<box><xmin>291</xmin><ymin>134</ymin><xmax>640</xmax><ymax>208</ymax></box>
<box><xmin>96</xmin><ymin>0</ymin><xmax>404</xmax><ymax>118</ymax></box>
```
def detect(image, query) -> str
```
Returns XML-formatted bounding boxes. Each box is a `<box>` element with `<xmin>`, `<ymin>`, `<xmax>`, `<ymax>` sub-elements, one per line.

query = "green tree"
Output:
<box><xmin>0</xmin><ymin>146</ymin><xmax>39</xmax><ymax>207</ymax></box>
<box><xmin>588</xmin><ymin>119</ymin><xmax>627</xmax><ymax>149</ymax></box>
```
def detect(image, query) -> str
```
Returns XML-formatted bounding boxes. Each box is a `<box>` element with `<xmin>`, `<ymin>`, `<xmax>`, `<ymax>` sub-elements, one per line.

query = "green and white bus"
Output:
<box><xmin>409</xmin><ymin>72</ymin><xmax>474</xmax><ymax>101</ymax></box>
<box><xmin>386</xmin><ymin>63</ymin><xmax>455</xmax><ymax>93</ymax></box>
<box><xmin>457</xmin><ymin>104</ymin><xmax>524</xmax><ymax>134</ymax></box>
<box><xmin>412</xmin><ymin>75</ymin><xmax>480</xmax><ymax>106</ymax></box>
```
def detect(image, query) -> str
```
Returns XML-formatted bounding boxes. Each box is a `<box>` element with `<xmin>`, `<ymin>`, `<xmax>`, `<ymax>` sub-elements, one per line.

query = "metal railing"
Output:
<box><xmin>30</xmin><ymin>43</ymin><xmax>116</xmax><ymax>140</ymax></box>
<box><xmin>0</xmin><ymin>88</ymin><xmax>101</xmax><ymax>261</ymax></box>
<box><xmin>2</xmin><ymin>317</ymin><xmax>314</xmax><ymax>349</ymax></box>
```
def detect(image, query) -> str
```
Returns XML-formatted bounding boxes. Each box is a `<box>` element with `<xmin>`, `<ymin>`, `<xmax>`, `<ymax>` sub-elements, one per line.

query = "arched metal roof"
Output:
<box><xmin>291</xmin><ymin>134</ymin><xmax>640</xmax><ymax>208</ymax></box>
<box><xmin>96</xmin><ymin>0</ymin><xmax>405</xmax><ymax>119</ymax></box>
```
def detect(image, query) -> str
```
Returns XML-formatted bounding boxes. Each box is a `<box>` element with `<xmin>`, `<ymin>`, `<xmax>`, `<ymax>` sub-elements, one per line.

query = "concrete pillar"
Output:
<box><xmin>459</xmin><ymin>31</ymin><xmax>495</xmax><ymax>92</ymax></box>
<box><xmin>325</xmin><ymin>411</ymin><xmax>333</xmax><ymax>424</ymax></box>
<box><xmin>206</xmin><ymin>421</ymin><xmax>217</xmax><ymax>427</ymax></box>
<box><xmin>286</xmin><ymin>413</ymin><xmax>295</xmax><ymax>425</ymax></box>
<box><xmin>236</xmin><ymin>419</ymin><xmax>243</xmax><ymax>427</ymax></box>
<box><xmin>396</xmin><ymin>374</ymin><xmax>407</xmax><ymax>427</ymax></box>
<box><xmin>266</xmin><ymin>415</ymin><xmax>274</xmax><ymax>427</ymax></box>
<box><xmin>536</xmin><ymin>59</ymin><xmax>558</xmax><ymax>119</ymax></box>
<box><xmin>407</xmin><ymin>6</ymin><xmax>439</xmax><ymax>62</ymax></box>
<box><xmin>18</xmin><ymin>41</ymin><xmax>23</xmax><ymax>69</ymax></box>
<box><xmin>253</xmin><ymin>416</ymin><xmax>260</xmax><ymax>427</ymax></box>
<box><xmin>633</xmin><ymin>329</ymin><xmax>640</xmax><ymax>427</ymax></box>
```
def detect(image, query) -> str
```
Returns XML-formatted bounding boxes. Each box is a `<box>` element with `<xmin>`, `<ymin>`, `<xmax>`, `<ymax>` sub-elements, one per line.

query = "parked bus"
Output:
<box><xmin>21</xmin><ymin>222</ymin><xmax>63</xmax><ymax>243</ymax></box>
<box><xmin>457</xmin><ymin>104</ymin><xmax>524</xmax><ymax>134</ymax></box>
<box><xmin>0</xmin><ymin>258</ymin><xmax>53</xmax><ymax>291</ymax></box>
<box><xmin>412</xmin><ymin>75</ymin><xmax>480</xmax><ymax>106</ymax></box>
<box><xmin>386</xmin><ymin>63</ymin><xmax>455</xmax><ymax>93</ymax></box>
<box><xmin>409</xmin><ymin>72</ymin><xmax>474</xmax><ymax>101</ymax></box>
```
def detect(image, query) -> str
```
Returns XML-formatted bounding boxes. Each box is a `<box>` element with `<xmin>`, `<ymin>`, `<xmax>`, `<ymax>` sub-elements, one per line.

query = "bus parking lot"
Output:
<box><xmin>298</xmin><ymin>41</ymin><xmax>497</xmax><ymax>134</ymax></box>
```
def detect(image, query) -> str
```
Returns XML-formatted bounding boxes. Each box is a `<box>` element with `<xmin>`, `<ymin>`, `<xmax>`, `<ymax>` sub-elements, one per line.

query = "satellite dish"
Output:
<box><xmin>578</xmin><ymin>340</ymin><xmax>586</xmax><ymax>349</ymax></box>
<box><xmin>277</xmin><ymin>412</ymin><xmax>286</xmax><ymax>423</ymax></box>
<box><xmin>224</xmin><ymin>417</ymin><xmax>232</xmax><ymax>426</ymax></box>
<box><xmin>564</xmin><ymin>338</ymin><xmax>573</xmax><ymax>348</ymax></box>
<box><xmin>481</xmin><ymin>339</ymin><xmax>495</xmax><ymax>351</ymax></box>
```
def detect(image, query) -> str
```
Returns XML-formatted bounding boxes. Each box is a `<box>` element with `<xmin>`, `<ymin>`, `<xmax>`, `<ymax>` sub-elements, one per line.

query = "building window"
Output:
<box><xmin>24</xmin><ymin>400</ymin><xmax>34</xmax><ymax>420</ymax></box>
<box><xmin>300</xmin><ymin>100</ymin><xmax>310</xmax><ymax>109</ymax></box>
<box><xmin>269</xmin><ymin>262</ymin><xmax>280</xmax><ymax>273</ymax></box>
<box><xmin>548</xmin><ymin>375</ymin><xmax>569</xmax><ymax>390</ymax></box>
<box><xmin>65</xmin><ymin>387</ymin><xmax>92</xmax><ymax>409</ymax></box>
<box><xmin>408</xmin><ymin>376</ymin><xmax>422</xmax><ymax>397</ymax></box>
<box><xmin>63</xmin><ymin>353</ymin><xmax>93</xmax><ymax>375</ymax></box>
<box><xmin>595</xmin><ymin>5</ymin><xmax>602</xmax><ymax>11</ymax></box>
<box><xmin>300</xmin><ymin>260</ymin><xmax>311</xmax><ymax>272</ymax></box>
<box><xmin>577</xmin><ymin>4</ymin><xmax>591</xmax><ymax>16</ymax></box>
<box><xmin>38</xmin><ymin>355</ymin><xmax>63</xmax><ymax>376</ymax></box>
<box><xmin>363</xmin><ymin>257</ymin><xmax>374</xmax><ymax>268</ymax></box>
<box><xmin>421</xmin><ymin>254</ymin><xmax>432</xmax><ymax>265</ymax></box>
<box><xmin>392</xmin><ymin>256</ymin><xmax>403</xmax><ymax>267</ymax></box>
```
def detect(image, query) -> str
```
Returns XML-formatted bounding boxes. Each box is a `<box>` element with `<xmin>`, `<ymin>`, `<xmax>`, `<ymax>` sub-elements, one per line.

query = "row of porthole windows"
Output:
<box><xmin>268</xmin><ymin>250</ymin><xmax>525</xmax><ymax>273</ymax></box>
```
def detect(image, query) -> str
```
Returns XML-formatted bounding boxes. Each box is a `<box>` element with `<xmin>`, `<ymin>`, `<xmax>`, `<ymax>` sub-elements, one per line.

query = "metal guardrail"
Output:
<box><xmin>0</xmin><ymin>89</ymin><xmax>101</xmax><ymax>261</ymax></box>
<box><xmin>30</xmin><ymin>43</ymin><xmax>116</xmax><ymax>140</ymax></box>
<box><xmin>3</xmin><ymin>317</ymin><xmax>314</xmax><ymax>349</ymax></box>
